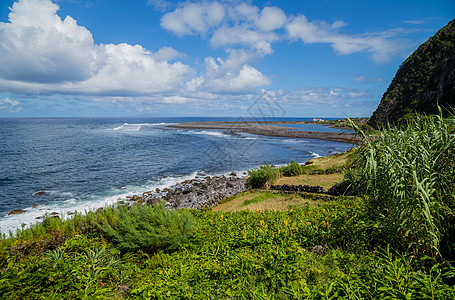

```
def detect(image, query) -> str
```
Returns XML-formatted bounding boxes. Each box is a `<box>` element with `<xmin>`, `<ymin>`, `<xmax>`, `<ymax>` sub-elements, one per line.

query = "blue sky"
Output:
<box><xmin>0</xmin><ymin>0</ymin><xmax>453</xmax><ymax>118</ymax></box>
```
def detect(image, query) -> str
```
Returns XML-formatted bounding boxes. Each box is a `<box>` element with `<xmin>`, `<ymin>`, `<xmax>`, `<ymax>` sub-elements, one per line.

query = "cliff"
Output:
<box><xmin>369</xmin><ymin>19</ymin><xmax>455</xmax><ymax>128</ymax></box>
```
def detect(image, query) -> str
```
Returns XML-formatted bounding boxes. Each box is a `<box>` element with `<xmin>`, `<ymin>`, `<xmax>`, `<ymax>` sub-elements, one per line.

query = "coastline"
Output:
<box><xmin>1</xmin><ymin>119</ymin><xmax>355</xmax><ymax>234</ymax></box>
<box><xmin>169</xmin><ymin>121</ymin><xmax>362</xmax><ymax>144</ymax></box>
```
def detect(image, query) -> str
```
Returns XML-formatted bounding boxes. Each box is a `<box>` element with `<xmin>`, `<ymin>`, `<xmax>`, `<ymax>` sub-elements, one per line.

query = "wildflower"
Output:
<box><xmin>220</xmin><ymin>215</ymin><xmax>224</xmax><ymax>220</ymax></box>
<box><xmin>322</xmin><ymin>209</ymin><xmax>326</xmax><ymax>214</ymax></box>
<box><xmin>260</xmin><ymin>220</ymin><xmax>265</xmax><ymax>226</ymax></box>
<box><xmin>283</xmin><ymin>220</ymin><xmax>289</xmax><ymax>226</ymax></box>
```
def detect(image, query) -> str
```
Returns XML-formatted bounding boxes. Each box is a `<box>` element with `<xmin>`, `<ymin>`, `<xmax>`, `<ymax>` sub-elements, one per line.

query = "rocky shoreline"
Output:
<box><xmin>169</xmin><ymin>121</ymin><xmax>362</xmax><ymax>144</ymax></box>
<box><xmin>130</xmin><ymin>173</ymin><xmax>248</xmax><ymax>210</ymax></box>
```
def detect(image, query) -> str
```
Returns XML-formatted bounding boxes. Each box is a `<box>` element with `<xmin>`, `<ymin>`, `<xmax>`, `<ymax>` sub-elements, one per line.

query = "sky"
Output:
<box><xmin>0</xmin><ymin>0</ymin><xmax>453</xmax><ymax>118</ymax></box>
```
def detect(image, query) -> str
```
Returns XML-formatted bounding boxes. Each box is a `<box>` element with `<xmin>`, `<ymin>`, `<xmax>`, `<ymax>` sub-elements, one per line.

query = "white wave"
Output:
<box><xmin>0</xmin><ymin>171</ymin><xmax>202</xmax><ymax>235</ymax></box>
<box><xmin>0</xmin><ymin>165</ymin><xmax>262</xmax><ymax>235</ymax></box>
<box><xmin>310</xmin><ymin>152</ymin><xmax>322</xmax><ymax>158</ymax></box>
<box><xmin>187</xmin><ymin>130</ymin><xmax>230</xmax><ymax>138</ymax></box>
<box><xmin>112</xmin><ymin>122</ymin><xmax>169</xmax><ymax>132</ymax></box>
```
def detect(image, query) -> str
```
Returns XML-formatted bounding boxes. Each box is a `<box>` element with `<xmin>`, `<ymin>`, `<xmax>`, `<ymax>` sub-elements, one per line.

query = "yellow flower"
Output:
<box><xmin>283</xmin><ymin>220</ymin><xmax>289</xmax><ymax>226</ymax></box>
<box><xmin>260</xmin><ymin>220</ymin><xmax>265</xmax><ymax>226</ymax></box>
<box><xmin>322</xmin><ymin>209</ymin><xmax>326</xmax><ymax>214</ymax></box>
<box><xmin>220</xmin><ymin>215</ymin><xmax>224</xmax><ymax>220</ymax></box>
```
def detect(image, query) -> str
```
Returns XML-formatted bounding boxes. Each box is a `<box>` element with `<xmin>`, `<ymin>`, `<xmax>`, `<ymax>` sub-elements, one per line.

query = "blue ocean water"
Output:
<box><xmin>0</xmin><ymin>117</ymin><xmax>353</xmax><ymax>233</ymax></box>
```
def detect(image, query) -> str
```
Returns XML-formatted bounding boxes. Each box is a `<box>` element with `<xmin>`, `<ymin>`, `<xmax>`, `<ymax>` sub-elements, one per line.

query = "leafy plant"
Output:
<box><xmin>100</xmin><ymin>203</ymin><xmax>196</xmax><ymax>253</ymax></box>
<box><xmin>346</xmin><ymin>111</ymin><xmax>455</xmax><ymax>258</ymax></box>
<box><xmin>247</xmin><ymin>164</ymin><xmax>280</xmax><ymax>188</ymax></box>
<box><xmin>279</xmin><ymin>160</ymin><xmax>304</xmax><ymax>177</ymax></box>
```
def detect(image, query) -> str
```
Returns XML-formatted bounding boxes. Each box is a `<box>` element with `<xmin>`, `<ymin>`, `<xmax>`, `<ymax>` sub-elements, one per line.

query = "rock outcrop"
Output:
<box><xmin>369</xmin><ymin>19</ymin><xmax>455</xmax><ymax>128</ymax></box>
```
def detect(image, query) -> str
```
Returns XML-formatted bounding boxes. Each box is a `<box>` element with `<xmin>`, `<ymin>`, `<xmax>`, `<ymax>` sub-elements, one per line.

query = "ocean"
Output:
<box><xmin>0</xmin><ymin>117</ymin><xmax>353</xmax><ymax>234</ymax></box>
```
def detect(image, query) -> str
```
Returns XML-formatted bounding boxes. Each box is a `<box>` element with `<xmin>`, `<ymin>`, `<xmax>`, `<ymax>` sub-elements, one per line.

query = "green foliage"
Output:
<box><xmin>279</xmin><ymin>160</ymin><xmax>304</xmax><ymax>176</ymax></box>
<box><xmin>247</xmin><ymin>163</ymin><xmax>280</xmax><ymax>188</ymax></box>
<box><xmin>1</xmin><ymin>196</ymin><xmax>454</xmax><ymax>298</ymax></box>
<box><xmin>346</xmin><ymin>112</ymin><xmax>455</xmax><ymax>258</ymax></box>
<box><xmin>100</xmin><ymin>203</ymin><xmax>196</xmax><ymax>253</ymax></box>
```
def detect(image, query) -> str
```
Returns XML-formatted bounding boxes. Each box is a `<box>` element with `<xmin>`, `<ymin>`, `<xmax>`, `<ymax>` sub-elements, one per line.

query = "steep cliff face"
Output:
<box><xmin>369</xmin><ymin>19</ymin><xmax>455</xmax><ymax>128</ymax></box>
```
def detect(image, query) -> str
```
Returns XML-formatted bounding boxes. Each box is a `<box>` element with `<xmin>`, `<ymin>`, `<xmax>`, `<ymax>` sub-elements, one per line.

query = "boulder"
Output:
<box><xmin>8</xmin><ymin>209</ymin><xmax>26</xmax><ymax>215</ymax></box>
<box><xmin>34</xmin><ymin>191</ymin><xmax>46</xmax><ymax>196</ymax></box>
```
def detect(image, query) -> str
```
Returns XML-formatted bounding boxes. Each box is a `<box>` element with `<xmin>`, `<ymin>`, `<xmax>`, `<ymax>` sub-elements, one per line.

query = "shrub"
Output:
<box><xmin>247</xmin><ymin>164</ymin><xmax>280</xmax><ymax>189</ymax></box>
<box><xmin>345</xmin><ymin>111</ymin><xmax>455</xmax><ymax>258</ymax></box>
<box><xmin>279</xmin><ymin>160</ymin><xmax>304</xmax><ymax>177</ymax></box>
<box><xmin>100</xmin><ymin>203</ymin><xmax>195</xmax><ymax>253</ymax></box>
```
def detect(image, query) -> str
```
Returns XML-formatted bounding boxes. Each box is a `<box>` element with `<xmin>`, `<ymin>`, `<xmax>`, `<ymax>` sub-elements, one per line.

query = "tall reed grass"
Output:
<box><xmin>346</xmin><ymin>110</ymin><xmax>455</xmax><ymax>259</ymax></box>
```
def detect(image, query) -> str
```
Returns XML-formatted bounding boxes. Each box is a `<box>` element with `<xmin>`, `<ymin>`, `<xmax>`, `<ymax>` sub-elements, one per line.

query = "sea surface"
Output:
<box><xmin>0</xmin><ymin>117</ymin><xmax>353</xmax><ymax>234</ymax></box>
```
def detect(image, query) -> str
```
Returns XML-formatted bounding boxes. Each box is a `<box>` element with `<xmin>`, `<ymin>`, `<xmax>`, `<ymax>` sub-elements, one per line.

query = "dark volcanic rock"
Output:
<box><xmin>144</xmin><ymin>177</ymin><xmax>247</xmax><ymax>210</ymax></box>
<box><xmin>369</xmin><ymin>19</ymin><xmax>455</xmax><ymax>128</ymax></box>
<box><xmin>8</xmin><ymin>209</ymin><xmax>26</xmax><ymax>215</ymax></box>
<box><xmin>270</xmin><ymin>184</ymin><xmax>324</xmax><ymax>194</ymax></box>
<box><xmin>326</xmin><ymin>181</ymin><xmax>357</xmax><ymax>196</ymax></box>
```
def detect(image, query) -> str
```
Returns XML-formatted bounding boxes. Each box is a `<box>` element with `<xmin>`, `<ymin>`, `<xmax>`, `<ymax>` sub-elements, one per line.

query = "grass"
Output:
<box><xmin>212</xmin><ymin>191</ymin><xmax>326</xmax><ymax>213</ymax></box>
<box><xmin>274</xmin><ymin>172</ymin><xmax>343</xmax><ymax>189</ymax></box>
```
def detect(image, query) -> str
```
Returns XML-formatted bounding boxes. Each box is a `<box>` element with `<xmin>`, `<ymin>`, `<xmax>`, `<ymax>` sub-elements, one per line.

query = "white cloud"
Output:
<box><xmin>162</xmin><ymin>2</ymin><xmax>286</xmax><ymax>58</ymax></box>
<box><xmin>286</xmin><ymin>14</ymin><xmax>408</xmax><ymax>64</ymax></box>
<box><xmin>354</xmin><ymin>75</ymin><xmax>367</xmax><ymax>82</ymax></box>
<box><xmin>188</xmin><ymin>56</ymin><xmax>272</xmax><ymax>94</ymax></box>
<box><xmin>0</xmin><ymin>98</ymin><xmax>21</xmax><ymax>112</ymax></box>
<box><xmin>210</xmin><ymin>25</ymin><xmax>278</xmax><ymax>55</ymax></box>
<box><xmin>281</xmin><ymin>86</ymin><xmax>371</xmax><ymax>105</ymax></box>
<box><xmin>0</xmin><ymin>0</ymin><xmax>193</xmax><ymax>96</ymax></box>
<box><xmin>147</xmin><ymin>0</ymin><xmax>173</xmax><ymax>12</ymax></box>
<box><xmin>256</xmin><ymin>6</ymin><xmax>287</xmax><ymax>32</ymax></box>
<box><xmin>151</xmin><ymin>46</ymin><xmax>187</xmax><ymax>61</ymax></box>
<box><xmin>0</xmin><ymin>0</ymin><xmax>105</xmax><ymax>83</ymax></box>
<box><xmin>162</xmin><ymin>2</ymin><xmax>409</xmax><ymax>64</ymax></box>
<box><xmin>161</xmin><ymin>2</ymin><xmax>225</xmax><ymax>36</ymax></box>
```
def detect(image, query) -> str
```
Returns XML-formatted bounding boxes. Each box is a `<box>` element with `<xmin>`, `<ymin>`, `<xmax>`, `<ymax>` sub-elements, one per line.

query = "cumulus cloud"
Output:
<box><xmin>161</xmin><ymin>2</ymin><xmax>225</xmax><ymax>36</ymax></box>
<box><xmin>210</xmin><ymin>25</ymin><xmax>279</xmax><ymax>55</ymax></box>
<box><xmin>0</xmin><ymin>0</ymin><xmax>193</xmax><ymax>96</ymax></box>
<box><xmin>0</xmin><ymin>0</ymin><xmax>104</xmax><ymax>83</ymax></box>
<box><xmin>162</xmin><ymin>2</ymin><xmax>410</xmax><ymax>64</ymax></box>
<box><xmin>186</xmin><ymin>55</ymin><xmax>271</xmax><ymax>94</ymax></box>
<box><xmin>286</xmin><ymin>14</ymin><xmax>408</xmax><ymax>64</ymax></box>
<box><xmin>256</xmin><ymin>7</ymin><xmax>287</xmax><ymax>32</ymax></box>
<box><xmin>0</xmin><ymin>98</ymin><xmax>21</xmax><ymax>112</ymax></box>
<box><xmin>162</xmin><ymin>2</ymin><xmax>287</xmax><ymax>57</ymax></box>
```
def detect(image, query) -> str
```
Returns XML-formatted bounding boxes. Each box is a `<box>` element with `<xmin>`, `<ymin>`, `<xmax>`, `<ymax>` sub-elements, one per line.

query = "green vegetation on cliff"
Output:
<box><xmin>369</xmin><ymin>19</ymin><xmax>455</xmax><ymax>128</ymax></box>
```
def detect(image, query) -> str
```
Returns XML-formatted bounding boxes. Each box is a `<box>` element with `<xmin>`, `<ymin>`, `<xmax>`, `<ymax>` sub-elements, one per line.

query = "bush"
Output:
<box><xmin>247</xmin><ymin>164</ymin><xmax>280</xmax><ymax>189</ymax></box>
<box><xmin>100</xmin><ymin>203</ymin><xmax>195</xmax><ymax>253</ymax></box>
<box><xmin>279</xmin><ymin>160</ymin><xmax>304</xmax><ymax>177</ymax></box>
<box><xmin>345</xmin><ymin>111</ymin><xmax>455</xmax><ymax>258</ymax></box>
